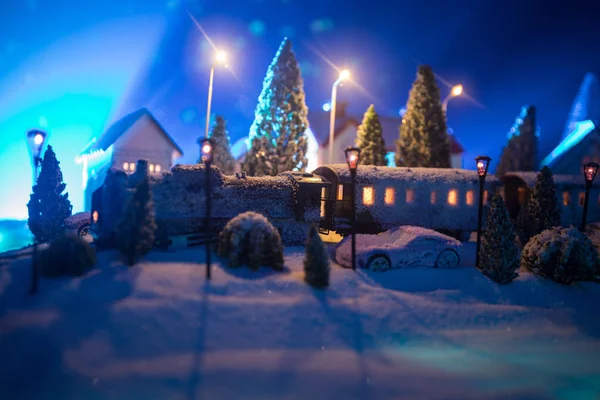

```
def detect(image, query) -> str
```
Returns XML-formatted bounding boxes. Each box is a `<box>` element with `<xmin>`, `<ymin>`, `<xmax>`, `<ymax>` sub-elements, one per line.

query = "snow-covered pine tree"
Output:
<box><xmin>495</xmin><ymin>105</ymin><xmax>539</xmax><ymax>176</ymax></box>
<box><xmin>27</xmin><ymin>145</ymin><xmax>73</xmax><ymax>243</ymax></box>
<box><xmin>242</xmin><ymin>38</ymin><xmax>309</xmax><ymax>176</ymax></box>
<box><xmin>116</xmin><ymin>178</ymin><xmax>157</xmax><ymax>266</ymax></box>
<box><xmin>208</xmin><ymin>115</ymin><xmax>236</xmax><ymax>174</ymax></box>
<box><xmin>396</xmin><ymin>65</ymin><xmax>450</xmax><ymax>168</ymax></box>
<box><xmin>304</xmin><ymin>224</ymin><xmax>330</xmax><ymax>288</ymax></box>
<box><xmin>517</xmin><ymin>166</ymin><xmax>561</xmax><ymax>243</ymax></box>
<box><xmin>480</xmin><ymin>195</ymin><xmax>519</xmax><ymax>284</ymax></box>
<box><xmin>356</xmin><ymin>104</ymin><xmax>387</xmax><ymax>166</ymax></box>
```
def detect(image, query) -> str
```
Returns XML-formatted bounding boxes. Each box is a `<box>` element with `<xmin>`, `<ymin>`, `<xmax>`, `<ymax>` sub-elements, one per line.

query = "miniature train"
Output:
<box><xmin>87</xmin><ymin>160</ymin><xmax>600</xmax><ymax>247</ymax></box>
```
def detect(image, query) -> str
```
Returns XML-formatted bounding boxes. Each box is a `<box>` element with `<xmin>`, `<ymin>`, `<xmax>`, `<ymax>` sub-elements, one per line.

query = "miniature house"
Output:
<box><xmin>76</xmin><ymin>107</ymin><xmax>183</xmax><ymax>210</ymax></box>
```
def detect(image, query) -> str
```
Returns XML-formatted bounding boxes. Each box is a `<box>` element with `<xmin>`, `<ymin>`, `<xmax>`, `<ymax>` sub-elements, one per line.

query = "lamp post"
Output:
<box><xmin>475</xmin><ymin>155</ymin><xmax>491</xmax><ymax>270</ymax></box>
<box><xmin>442</xmin><ymin>84</ymin><xmax>463</xmax><ymax>115</ymax></box>
<box><xmin>581</xmin><ymin>162</ymin><xmax>599</xmax><ymax>232</ymax></box>
<box><xmin>200</xmin><ymin>138</ymin><xmax>214</xmax><ymax>279</ymax></box>
<box><xmin>344</xmin><ymin>147</ymin><xmax>361</xmax><ymax>271</ymax></box>
<box><xmin>328</xmin><ymin>69</ymin><xmax>350</xmax><ymax>164</ymax></box>
<box><xmin>204</xmin><ymin>50</ymin><xmax>227</xmax><ymax>139</ymax></box>
<box><xmin>26</xmin><ymin>129</ymin><xmax>47</xmax><ymax>295</ymax></box>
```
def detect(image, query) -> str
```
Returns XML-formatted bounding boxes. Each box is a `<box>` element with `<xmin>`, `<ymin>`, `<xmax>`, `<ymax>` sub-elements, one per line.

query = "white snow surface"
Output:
<box><xmin>1</xmin><ymin>247</ymin><xmax>600</xmax><ymax>399</ymax></box>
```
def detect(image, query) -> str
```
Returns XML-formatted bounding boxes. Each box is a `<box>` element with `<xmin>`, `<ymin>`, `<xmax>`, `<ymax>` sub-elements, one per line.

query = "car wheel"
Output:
<box><xmin>434</xmin><ymin>249</ymin><xmax>459</xmax><ymax>268</ymax></box>
<box><xmin>367</xmin><ymin>255</ymin><xmax>391</xmax><ymax>272</ymax></box>
<box><xmin>78</xmin><ymin>223</ymin><xmax>91</xmax><ymax>237</ymax></box>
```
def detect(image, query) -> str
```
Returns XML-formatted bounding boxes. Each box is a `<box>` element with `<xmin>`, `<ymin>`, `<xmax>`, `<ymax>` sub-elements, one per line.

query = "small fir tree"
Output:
<box><xmin>27</xmin><ymin>145</ymin><xmax>73</xmax><ymax>242</ymax></box>
<box><xmin>396</xmin><ymin>65</ymin><xmax>450</xmax><ymax>168</ymax></box>
<box><xmin>304</xmin><ymin>224</ymin><xmax>330</xmax><ymax>288</ymax></box>
<box><xmin>242</xmin><ymin>38</ymin><xmax>309</xmax><ymax>176</ymax></box>
<box><xmin>116</xmin><ymin>178</ymin><xmax>157</xmax><ymax>266</ymax></box>
<box><xmin>495</xmin><ymin>105</ymin><xmax>539</xmax><ymax>176</ymax></box>
<box><xmin>356</xmin><ymin>104</ymin><xmax>387</xmax><ymax>166</ymax></box>
<box><xmin>517</xmin><ymin>166</ymin><xmax>561</xmax><ymax>243</ymax></box>
<box><xmin>208</xmin><ymin>115</ymin><xmax>236</xmax><ymax>174</ymax></box>
<box><xmin>480</xmin><ymin>195</ymin><xmax>520</xmax><ymax>284</ymax></box>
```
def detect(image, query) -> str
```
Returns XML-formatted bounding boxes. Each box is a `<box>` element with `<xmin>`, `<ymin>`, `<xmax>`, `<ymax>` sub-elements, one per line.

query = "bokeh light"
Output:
<box><xmin>322</xmin><ymin>102</ymin><xmax>331</xmax><ymax>112</ymax></box>
<box><xmin>310</xmin><ymin>18</ymin><xmax>333</xmax><ymax>33</ymax></box>
<box><xmin>249</xmin><ymin>20</ymin><xmax>266</xmax><ymax>36</ymax></box>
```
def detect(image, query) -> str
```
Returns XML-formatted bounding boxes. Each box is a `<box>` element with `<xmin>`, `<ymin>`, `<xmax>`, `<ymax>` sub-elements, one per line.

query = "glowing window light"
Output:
<box><xmin>518</xmin><ymin>187</ymin><xmax>527</xmax><ymax>205</ymax></box>
<box><xmin>337</xmin><ymin>184</ymin><xmax>344</xmax><ymax>200</ymax></box>
<box><xmin>579</xmin><ymin>192</ymin><xmax>585</xmax><ymax>206</ymax></box>
<box><xmin>484</xmin><ymin>190</ymin><xmax>489</xmax><ymax>204</ymax></box>
<box><xmin>123</xmin><ymin>162</ymin><xmax>129</xmax><ymax>171</ymax></box>
<box><xmin>448</xmin><ymin>189</ymin><xmax>458</xmax><ymax>206</ymax></box>
<box><xmin>385</xmin><ymin>188</ymin><xmax>395</xmax><ymax>205</ymax></box>
<box><xmin>92</xmin><ymin>211</ymin><xmax>99</xmax><ymax>223</ymax></box>
<box><xmin>466</xmin><ymin>190</ymin><xmax>475</xmax><ymax>206</ymax></box>
<box><xmin>405</xmin><ymin>188</ymin><xmax>414</xmax><ymax>203</ymax></box>
<box><xmin>149</xmin><ymin>164</ymin><xmax>155</xmax><ymax>173</ymax></box>
<box><xmin>129</xmin><ymin>163</ymin><xmax>135</xmax><ymax>172</ymax></box>
<box><xmin>563</xmin><ymin>192</ymin><xmax>570</xmax><ymax>206</ymax></box>
<box><xmin>363</xmin><ymin>187</ymin><xmax>374</xmax><ymax>205</ymax></box>
<box><xmin>320</xmin><ymin>188</ymin><xmax>326</xmax><ymax>217</ymax></box>
<box><xmin>156</xmin><ymin>165</ymin><xmax>161</xmax><ymax>173</ymax></box>
<box><xmin>430</xmin><ymin>191</ymin><xmax>437</xmax><ymax>204</ymax></box>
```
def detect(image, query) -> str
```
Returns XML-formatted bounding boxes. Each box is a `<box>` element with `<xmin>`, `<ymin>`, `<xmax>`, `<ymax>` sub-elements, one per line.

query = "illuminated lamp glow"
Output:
<box><xmin>322</xmin><ymin>102</ymin><xmax>331</xmax><ymax>112</ymax></box>
<box><xmin>202</xmin><ymin>144</ymin><xmax>212</xmax><ymax>154</ymax></box>
<box><xmin>540</xmin><ymin>120</ymin><xmax>596</xmax><ymax>167</ymax></box>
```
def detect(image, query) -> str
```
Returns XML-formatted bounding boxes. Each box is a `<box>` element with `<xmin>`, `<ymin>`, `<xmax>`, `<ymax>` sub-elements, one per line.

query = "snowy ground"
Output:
<box><xmin>1</xmin><ymin>245</ymin><xmax>600</xmax><ymax>400</ymax></box>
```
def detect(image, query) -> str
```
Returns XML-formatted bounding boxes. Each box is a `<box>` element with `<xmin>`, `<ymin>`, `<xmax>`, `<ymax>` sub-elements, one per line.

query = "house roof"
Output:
<box><xmin>561</xmin><ymin>73</ymin><xmax>600</xmax><ymax>141</ymax></box>
<box><xmin>80</xmin><ymin>107</ymin><xmax>184</xmax><ymax>156</ymax></box>
<box><xmin>307</xmin><ymin>110</ymin><xmax>464</xmax><ymax>155</ymax></box>
<box><xmin>540</xmin><ymin>120</ymin><xmax>597</xmax><ymax>168</ymax></box>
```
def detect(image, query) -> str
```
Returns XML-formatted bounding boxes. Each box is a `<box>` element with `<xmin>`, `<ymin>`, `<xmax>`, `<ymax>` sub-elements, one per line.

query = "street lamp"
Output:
<box><xmin>200</xmin><ymin>138</ymin><xmax>214</xmax><ymax>279</ymax></box>
<box><xmin>328</xmin><ymin>69</ymin><xmax>350</xmax><ymax>164</ymax></box>
<box><xmin>204</xmin><ymin>50</ymin><xmax>228</xmax><ymax>140</ymax></box>
<box><xmin>26</xmin><ymin>129</ymin><xmax>47</xmax><ymax>295</ymax></box>
<box><xmin>442</xmin><ymin>84</ymin><xmax>463</xmax><ymax>114</ymax></box>
<box><xmin>581</xmin><ymin>162</ymin><xmax>599</xmax><ymax>232</ymax></box>
<box><xmin>344</xmin><ymin>146</ymin><xmax>361</xmax><ymax>271</ymax></box>
<box><xmin>475</xmin><ymin>155</ymin><xmax>491</xmax><ymax>270</ymax></box>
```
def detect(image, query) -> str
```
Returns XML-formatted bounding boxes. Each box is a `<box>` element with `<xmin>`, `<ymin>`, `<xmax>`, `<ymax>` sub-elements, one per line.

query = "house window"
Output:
<box><xmin>579</xmin><ymin>192</ymin><xmax>585</xmax><ymax>206</ymax></box>
<box><xmin>123</xmin><ymin>162</ymin><xmax>129</xmax><ymax>171</ymax></box>
<box><xmin>466</xmin><ymin>190</ymin><xmax>475</xmax><ymax>206</ymax></box>
<box><xmin>385</xmin><ymin>188</ymin><xmax>395</xmax><ymax>205</ymax></box>
<box><xmin>563</xmin><ymin>192</ymin><xmax>570</xmax><ymax>206</ymax></box>
<box><xmin>337</xmin><ymin>184</ymin><xmax>344</xmax><ymax>200</ymax></box>
<box><xmin>92</xmin><ymin>211</ymin><xmax>98</xmax><ymax>223</ymax></box>
<box><xmin>155</xmin><ymin>165</ymin><xmax>161</xmax><ymax>173</ymax></box>
<box><xmin>363</xmin><ymin>187</ymin><xmax>374</xmax><ymax>205</ymax></box>
<box><xmin>448</xmin><ymin>189</ymin><xmax>458</xmax><ymax>206</ymax></box>
<box><xmin>484</xmin><ymin>190</ymin><xmax>489</xmax><ymax>204</ymax></box>
<box><xmin>129</xmin><ymin>162</ymin><xmax>135</xmax><ymax>172</ymax></box>
<box><xmin>518</xmin><ymin>187</ymin><xmax>527</xmax><ymax>205</ymax></box>
<box><xmin>430</xmin><ymin>191</ymin><xmax>437</xmax><ymax>204</ymax></box>
<box><xmin>406</xmin><ymin>188</ymin><xmax>415</xmax><ymax>203</ymax></box>
<box><xmin>149</xmin><ymin>164</ymin><xmax>155</xmax><ymax>173</ymax></box>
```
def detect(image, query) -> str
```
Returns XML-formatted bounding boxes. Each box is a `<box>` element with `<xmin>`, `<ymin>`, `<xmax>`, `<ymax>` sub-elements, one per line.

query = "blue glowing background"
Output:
<box><xmin>1</xmin><ymin>0</ymin><xmax>599</xmax><ymax>221</ymax></box>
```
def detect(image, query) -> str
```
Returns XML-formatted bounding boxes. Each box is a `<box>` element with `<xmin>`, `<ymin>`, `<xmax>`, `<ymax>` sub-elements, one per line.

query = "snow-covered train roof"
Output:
<box><xmin>313</xmin><ymin>164</ymin><xmax>499</xmax><ymax>184</ymax></box>
<box><xmin>502</xmin><ymin>171</ymin><xmax>600</xmax><ymax>188</ymax></box>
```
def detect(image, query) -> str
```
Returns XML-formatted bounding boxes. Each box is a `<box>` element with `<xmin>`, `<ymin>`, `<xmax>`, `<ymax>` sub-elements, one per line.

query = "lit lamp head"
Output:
<box><xmin>344</xmin><ymin>147</ymin><xmax>361</xmax><ymax>171</ymax></box>
<box><xmin>26</xmin><ymin>129</ymin><xmax>47</xmax><ymax>159</ymax></box>
<box><xmin>475</xmin><ymin>155</ymin><xmax>491</xmax><ymax>179</ymax></box>
<box><xmin>339</xmin><ymin>69</ymin><xmax>350</xmax><ymax>81</ymax></box>
<box><xmin>583</xmin><ymin>162</ymin><xmax>599</xmax><ymax>185</ymax></box>
<box><xmin>200</xmin><ymin>138</ymin><xmax>214</xmax><ymax>164</ymax></box>
<box><xmin>215</xmin><ymin>50</ymin><xmax>227</xmax><ymax>66</ymax></box>
<box><xmin>452</xmin><ymin>84</ymin><xmax>463</xmax><ymax>96</ymax></box>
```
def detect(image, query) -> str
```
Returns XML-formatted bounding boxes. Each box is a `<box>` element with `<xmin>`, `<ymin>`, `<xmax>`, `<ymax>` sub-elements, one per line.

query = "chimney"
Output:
<box><xmin>336</xmin><ymin>102</ymin><xmax>349</xmax><ymax>119</ymax></box>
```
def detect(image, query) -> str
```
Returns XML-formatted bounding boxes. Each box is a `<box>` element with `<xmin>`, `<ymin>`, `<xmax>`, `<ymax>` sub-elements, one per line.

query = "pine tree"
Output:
<box><xmin>115</xmin><ymin>178</ymin><xmax>157</xmax><ymax>266</ymax></box>
<box><xmin>208</xmin><ymin>115</ymin><xmax>236</xmax><ymax>174</ymax></box>
<box><xmin>396</xmin><ymin>65</ymin><xmax>450</xmax><ymax>168</ymax></box>
<box><xmin>356</xmin><ymin>104</ymin><xmax>387</xmax><ymax>166</ymax></box>
<box><xmin>27</xmin><ymin>145</ymin><xmax>73</xmax><ymax>243</ymax></box>
<box><xmin>480</xmin><ymin>195</ymin><xmax>519</xmax><ymax>284</ymax></box>
<box><xmin>304</xmin><ymin>224</ymin><xmax>330</xmax><ymax>288</ymax></box>
<box><xmin>517</xmin><ymin>166</ymin><xmax>561</xmax><ymax>243</ymax></box>
<box><xmin>495</xmin><ymin>105</ymin><xmax>539</xmax><ymax>176</ymax></box>
<box><xmin>242</xmin><ymin>38</ymin><xmax>309</xmax><ymax>176</ymax></box>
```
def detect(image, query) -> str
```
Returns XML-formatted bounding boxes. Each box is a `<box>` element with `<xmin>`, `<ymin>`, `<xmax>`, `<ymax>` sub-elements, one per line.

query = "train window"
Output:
<box><xmin>385</xmin><ymin>188</ymin><xmax>395</xmax><ymax>205</ymax></box>
<box><xmin>430</xmin><ymin>191</ymin><xmax>437</xmax><ymax>204</ymax></box>
<box><xmin>448</xmin><ymin>189</ymin><xmax>458</xmax><ymax>206</ymax></box>
<box><xmin>363</xmin><ymin>187</ymin><xmax>375</xmax><ymax>205</ymax></box>
<box><xmin>320</xmin><ymin>188</ymin><xmax>327</xmax><ymax>217</ymax></box>
<box><xmin>123</xmin><ymin>162</ymin><xmax>129</xmax><ymax>171</ymax></box>
<box><xmin>579</xmin><ymin>192</ymin><xmax>585</xmax><ymax>206</ymax></box>
<box><xmin>563</xmin><ymin>192</ymin><xmax>570</xmax><ymax>206</ymax></box>
<box><xmin>466</xmin><ymin>190</ymin><xmax>475</xmax><ymax>206</ymax></box>
<box><xmin>337</xmin><ymin>184</ymin><xmax>344</xmax><ymax>201</ymax></box>
<box><xmin>406</xmin><ymin>189</ymin><xmax>415</xmax><ymax>203</ymax></box>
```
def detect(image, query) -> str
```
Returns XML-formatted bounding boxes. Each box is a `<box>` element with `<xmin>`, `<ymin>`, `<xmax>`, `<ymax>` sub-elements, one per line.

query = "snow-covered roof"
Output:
<box><xmin>502</xmin><ymin>171</ymin><xmax>600</xmax><ymax>188</ymax></box>
<box><xmin>314</xmin><ymin>164</ymin><xmax>498</xmax><ymax>184</ymax></box>
<box><xmin>540</xmin><ymin>120</ymin><xmax>597</xmax><ymax>168</ymax></box>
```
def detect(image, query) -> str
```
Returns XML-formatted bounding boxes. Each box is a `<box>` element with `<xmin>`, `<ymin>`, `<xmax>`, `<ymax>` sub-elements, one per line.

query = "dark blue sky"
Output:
<box><xmin>0</xmin><ymin>0</ymin><xmax>599</xmax><ymax>217</ymax></box>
